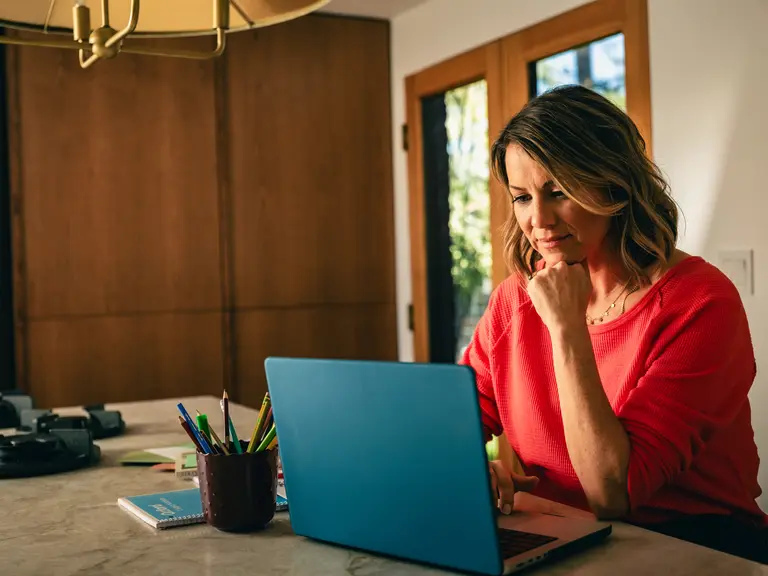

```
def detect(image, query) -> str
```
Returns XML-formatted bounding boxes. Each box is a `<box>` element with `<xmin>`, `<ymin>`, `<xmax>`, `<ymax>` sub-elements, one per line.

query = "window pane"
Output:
<box><xmin>530</xmin><ymin>32</ymin><xmax>626</xmax><ymax>110</ymax></box>
<box><xmin>444</xmin><ymin>80</ymin><xmax>492</xmax><ymax>362</ymax></box>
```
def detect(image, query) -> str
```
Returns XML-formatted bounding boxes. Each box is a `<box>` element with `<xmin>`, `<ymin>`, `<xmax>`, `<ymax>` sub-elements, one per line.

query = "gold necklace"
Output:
<box><xmin>586</xmin><ymin>282</ymin><xmax>634</xmax><ymax>325</ymax></box>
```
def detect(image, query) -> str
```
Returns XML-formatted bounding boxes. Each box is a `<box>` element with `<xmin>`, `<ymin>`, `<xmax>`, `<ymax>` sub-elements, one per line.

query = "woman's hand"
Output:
<box><xmin>527</xmin><ymin>261</ymin><xmax>591</xmax><ymax>333</ymax></box>
<box><xmin>489</xmin><ymin>460</ymin><xmax>539</xmax><ymax>514</ymax></box>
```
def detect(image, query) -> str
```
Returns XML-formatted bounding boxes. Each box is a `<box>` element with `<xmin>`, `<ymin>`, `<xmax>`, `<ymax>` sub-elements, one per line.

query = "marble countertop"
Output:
<box><xmin>1</xmin><ymin>395</ymin><xmax>765</xmax><ymax>576</ymax></box>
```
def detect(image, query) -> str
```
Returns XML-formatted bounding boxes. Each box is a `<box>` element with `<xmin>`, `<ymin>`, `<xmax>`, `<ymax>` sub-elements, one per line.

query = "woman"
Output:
<box><xmin>461</xmin><ymin>85</ymin><xmax>766</xmax><ymax>562</ymax></box>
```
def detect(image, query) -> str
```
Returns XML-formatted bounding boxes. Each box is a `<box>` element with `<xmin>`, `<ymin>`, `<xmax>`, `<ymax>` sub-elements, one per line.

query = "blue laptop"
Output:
<box><xmin>264</xmin><ymin>358</ymin><xmax>611</xmax><ymax>575</ymax></box>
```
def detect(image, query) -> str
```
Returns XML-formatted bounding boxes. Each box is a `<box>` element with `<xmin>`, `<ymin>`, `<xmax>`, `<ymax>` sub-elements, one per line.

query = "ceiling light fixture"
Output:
<box><xmin>0</xmin><ymin>0</ymin><xmax>330</xmax><ymax>69</ymax></box>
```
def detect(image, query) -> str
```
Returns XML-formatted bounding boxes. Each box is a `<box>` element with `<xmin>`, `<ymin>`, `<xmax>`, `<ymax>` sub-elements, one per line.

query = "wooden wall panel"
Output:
<box><xmin>6</xmin><ymin>16</ymin><xmax>398</xmax><ymax>409</ymax></box>
<box><xmin>234</xmin><ymin>304</ymin><xmax>397</xmax><ymax>408</ymax></box>
<box><xmin>14</xmin><ymin>42</ymin><xmax>221</xmax><ymax>319</ymax></box>
<box><xmin>8</xmin><ymin>38</ymin><xmax>224</xmax><ymax>407</ymax></box>
<box><xmin>27</xmin><ymin>313</ymin><xmax>224</xmax><ymax>407</ymax></box>
<box><xmin>225</xmin><ymin>15</ymin><xmax>398</xmax><ymax>406</ymax></box>
<box><xmin>226</xmin><ymin>16</ymin><xmax>396</xmax><ymax>308</ymax></box>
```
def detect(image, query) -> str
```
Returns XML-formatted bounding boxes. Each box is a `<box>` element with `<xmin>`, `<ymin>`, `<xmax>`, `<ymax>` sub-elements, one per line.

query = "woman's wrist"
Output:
<box><xmin>549</xmin><ymin>320</ymin><xmax>590</xmax><ymax>349</ymax></box>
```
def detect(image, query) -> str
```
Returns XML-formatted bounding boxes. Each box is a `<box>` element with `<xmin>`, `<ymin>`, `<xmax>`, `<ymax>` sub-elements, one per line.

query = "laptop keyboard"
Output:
<box><xmin>497</xmin><ymin>528</ymin><xmax>558</xmax><ymax>558</ymax></box>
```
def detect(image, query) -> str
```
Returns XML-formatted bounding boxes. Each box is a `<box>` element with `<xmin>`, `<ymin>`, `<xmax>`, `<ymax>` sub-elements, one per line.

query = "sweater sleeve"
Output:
<box><xmin>459</xmin><ymin>289</ymin><xmax>505</xmax><ymax>443</ymax></box>
<box><xmin>617</xmin><ymin>292</ymin><xmax>756</xmax><ymax>511</ymax></box>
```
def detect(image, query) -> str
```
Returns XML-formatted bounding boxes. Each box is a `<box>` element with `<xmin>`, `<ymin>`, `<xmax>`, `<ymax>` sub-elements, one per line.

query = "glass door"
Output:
<box><xmin>405</xmin><ymin>42</ymin><xmax>504</xmax><ymax>364</ymax></box>
<box><xmin>421</xmin><ymin>80</ymin><xmax>492</xmax><ymax>363</ymax></box>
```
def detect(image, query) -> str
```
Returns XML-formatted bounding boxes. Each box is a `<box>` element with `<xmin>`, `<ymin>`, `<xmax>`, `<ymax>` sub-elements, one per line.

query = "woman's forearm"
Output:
<box><xmin>550</xmin><ymin>324</ymin><xmax>631</xmax><ymax>518</ymax></box>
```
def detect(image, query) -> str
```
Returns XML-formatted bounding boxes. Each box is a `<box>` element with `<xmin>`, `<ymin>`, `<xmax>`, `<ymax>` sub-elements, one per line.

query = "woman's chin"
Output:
<box><xmin>540</xmin><ymin>249</ymin><xmax>585</xmax><ymax>266</ymax></box>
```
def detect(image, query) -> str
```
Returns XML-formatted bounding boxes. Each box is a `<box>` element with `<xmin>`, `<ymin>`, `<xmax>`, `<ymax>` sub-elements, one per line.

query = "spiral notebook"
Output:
<box><xmin>118</xmin><ymin>487</ymin><xmax>289</xmax><ymax>529</ymax></box>
<box><xmin>118</xmin><ymin>488</ymin><xmax>204</xmax><ymax>529</ymax></box>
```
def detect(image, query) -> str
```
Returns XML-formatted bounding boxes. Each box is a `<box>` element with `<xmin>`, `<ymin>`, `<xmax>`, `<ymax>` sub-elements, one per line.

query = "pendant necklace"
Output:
<box><xmin>586</xmin><ymin>281</ymin><xmax>638</xmax><ymax>325</ymax></box>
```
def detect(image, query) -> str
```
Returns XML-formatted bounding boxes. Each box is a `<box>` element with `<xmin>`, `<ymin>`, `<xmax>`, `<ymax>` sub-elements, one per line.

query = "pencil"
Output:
<box><xmin>266</xmin><ymin>436</ymin><xmax>278</xmax><ymax>451</ymax></box>
<box><xmin>207</xmin><ymin>423</ymin><xmax>231</xmax><ymax>456</ymax></box>
<box><xmin>247</xmin><ymin>393</ymin><xmax>271</xmax><ymax>452</ymax></box>
<box><xmin>177</xmin><ymin>402</ymin><xmax>212</xmax><ymax>454</ymax></box>
<box><xmin>229</xmin><ymin>419</ymin><xmax>243</xmax><ymax>454</ymax></box>
<box><xmin>196</xmin><ymin>411</ymin><xmax>228</xmax><ymax>455</ymax></box>
<box><xmin>223</xmin><ymin>390</ymin><xmax>230</xmax><ymax>452</ymax></box>
<box><xmin>255</xmin><ymin>423</ymin><xmax>276</xmax><ymax>453</ymax></box>
<box><xmin>258</xmin><ymin>407</ymin><xmax>273</xmax><ymax>443</ymax></box>
<box><xmin>220</xmin><ymin>396</ymin><xmax>243</xmax><ymax>454</ymax></box>
<box><xmin>178</xmin><ymin>416</ymin><xmax>205</xmax><ymax>453</ymax></box>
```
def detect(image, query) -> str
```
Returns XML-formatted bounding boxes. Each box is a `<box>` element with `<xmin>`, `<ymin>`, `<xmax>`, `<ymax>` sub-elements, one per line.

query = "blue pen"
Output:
<box><xmin>176</xmin><ymin>402</ymin><xmax>213</xmax><ymax>454</ymax></box>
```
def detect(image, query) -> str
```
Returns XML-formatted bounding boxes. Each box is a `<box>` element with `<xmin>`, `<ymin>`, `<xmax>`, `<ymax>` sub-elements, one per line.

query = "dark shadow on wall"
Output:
<box><xmin>0</xmin><ymin>42</ymin><xmax>15</xmax><ymax>391</ymax></box>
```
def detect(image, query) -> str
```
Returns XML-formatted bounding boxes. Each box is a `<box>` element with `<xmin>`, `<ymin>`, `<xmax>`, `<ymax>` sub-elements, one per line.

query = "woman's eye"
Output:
<box><xmin>512</xmin><ymin>194</ymin><xmax>531</xmax><ymax>204</ymax></box>
<box><xmin>552</xmin><ymin>190</ymin><xmax>566</xmax><ymax>198</ymax></box>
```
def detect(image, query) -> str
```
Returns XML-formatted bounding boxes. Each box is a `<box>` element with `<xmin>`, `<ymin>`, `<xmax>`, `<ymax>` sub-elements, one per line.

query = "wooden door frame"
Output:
<box><xmin>405</xmin><ymin>0</ymin><xmax>651</xmax><ymax>364</ymax></box>
<box><xmin>502</xmin><ymin>0</ymin><xmax>652</xmax><ymax>155</ymax></box>
<box><xmin>405</xmin><ymin>42</ymin><xmax>505</xmax><ymax>363</ymax></box>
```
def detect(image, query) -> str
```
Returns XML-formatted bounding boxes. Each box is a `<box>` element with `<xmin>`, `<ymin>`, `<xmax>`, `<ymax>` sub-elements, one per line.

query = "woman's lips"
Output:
<box><xmin>537</xmin><ymin>234</ymin><xmax>572</xmax><ymax>249</ymax></box>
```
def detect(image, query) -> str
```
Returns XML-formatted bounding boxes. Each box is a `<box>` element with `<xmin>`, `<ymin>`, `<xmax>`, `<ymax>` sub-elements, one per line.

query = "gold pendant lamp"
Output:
<box><xmin>0</xmin><ymin>0</ymin><xmax>331</xmax><ymax>68</ymax></box>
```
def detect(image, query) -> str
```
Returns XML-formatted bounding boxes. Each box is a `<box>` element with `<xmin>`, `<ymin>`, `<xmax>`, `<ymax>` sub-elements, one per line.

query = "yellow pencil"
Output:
<box><xmin>266</xmin><ymin>436</ymin><xmax>278</xmax><ymax>451</ymax></box>
<box><xmin>207</xmin><ymin>424</ymin><xmax>231</xmax><ymax>456</ymax></box>
<box><xmin>247</xmin><ymin>393</ymin><xmax>271</xmax><ymax>452</ymax></box>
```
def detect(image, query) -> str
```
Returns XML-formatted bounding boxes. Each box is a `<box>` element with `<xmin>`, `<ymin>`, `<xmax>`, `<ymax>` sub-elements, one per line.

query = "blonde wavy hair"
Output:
<box><xmin>490</xmin><ymin>85</ymin><xmax>678</xmax><ymax>286</ymax></box>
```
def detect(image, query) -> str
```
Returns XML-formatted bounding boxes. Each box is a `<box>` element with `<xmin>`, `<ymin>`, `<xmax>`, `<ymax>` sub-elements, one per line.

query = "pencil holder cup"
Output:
<box><xmin>196</xmin><ymin>441</ymin><xmax>277</xmax><ymax>532</ymax></box>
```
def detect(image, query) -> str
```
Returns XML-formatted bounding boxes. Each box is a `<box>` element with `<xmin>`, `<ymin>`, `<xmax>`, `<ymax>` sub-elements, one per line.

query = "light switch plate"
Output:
<box><xmin>718</xmin><ymin>249</ymin><xmax>753</xmax><ymax>295</ymax></box>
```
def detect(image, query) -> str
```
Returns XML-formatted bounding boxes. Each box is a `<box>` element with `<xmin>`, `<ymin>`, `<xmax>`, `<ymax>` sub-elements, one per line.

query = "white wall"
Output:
<box><xmin>391</xmin><ymin>0</ymin><xmax>768</xmax><ymax>509</ymax></box>
<box><xmin>650</xmin><ymin>0</ymin><xmax>768</xmax><ymax>508</ymax></box>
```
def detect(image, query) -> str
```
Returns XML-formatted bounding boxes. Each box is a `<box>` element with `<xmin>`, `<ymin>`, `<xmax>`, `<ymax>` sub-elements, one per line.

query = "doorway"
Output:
<box><xmin>406</xmin><ymin>43</ymin><xmax>505</xmax><ymax>364</ymax></box>
<box><xmin>421</xmin><ymin>80</ymin><xmax>491</xmax><ymax>363</ymax></box>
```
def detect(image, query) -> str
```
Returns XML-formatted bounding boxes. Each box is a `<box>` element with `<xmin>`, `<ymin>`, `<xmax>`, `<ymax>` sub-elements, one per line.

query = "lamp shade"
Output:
<box><xmin>0</xmin><ymin>0</ymin><xmax>331</xmax><ymax>37</ymax></box>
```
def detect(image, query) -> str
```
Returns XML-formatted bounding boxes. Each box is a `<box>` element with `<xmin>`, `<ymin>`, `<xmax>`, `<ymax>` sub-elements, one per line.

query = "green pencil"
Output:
<box><xmin>255</xmin><ymin>423</ymin><xmax>276</xmax><ymax>453</ymax></box>
<box><xmin>229</xmin><ymin>419</ymin><xmax>243</xmax><ymax>454</ymax></box>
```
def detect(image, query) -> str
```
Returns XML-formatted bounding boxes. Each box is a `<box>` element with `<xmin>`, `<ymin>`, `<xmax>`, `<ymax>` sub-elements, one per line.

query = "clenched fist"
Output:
<box><xmin>527</xmin><ymin>261</ymin><xmax>591</xmax><ymax>332</ymax></box>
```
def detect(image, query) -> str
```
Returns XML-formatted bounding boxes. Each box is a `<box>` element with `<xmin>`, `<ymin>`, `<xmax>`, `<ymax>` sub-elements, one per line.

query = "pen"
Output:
<box><xmin>177</xmin><ymin>402</ymin><xmax>213</xmax><ymax>454</ymax></box>
<box><xmin>196</xmin><ymin>413</ymin><xmax>212</xmax><ymax>442</ymax></box>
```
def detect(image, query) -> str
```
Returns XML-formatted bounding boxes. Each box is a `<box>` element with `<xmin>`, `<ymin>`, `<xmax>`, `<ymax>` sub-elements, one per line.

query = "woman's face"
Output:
<box><xmin>505</xmin><ymin>144</ymin><xmax>612</xmax><ymax>267</ymax></box>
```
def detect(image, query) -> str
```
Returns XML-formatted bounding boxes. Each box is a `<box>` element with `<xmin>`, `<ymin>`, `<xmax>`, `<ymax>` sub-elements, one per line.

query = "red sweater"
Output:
<box><xmin>461</xmin><ymin>256</ymin><xmax>766</xmax><ymax>525</ymax></box>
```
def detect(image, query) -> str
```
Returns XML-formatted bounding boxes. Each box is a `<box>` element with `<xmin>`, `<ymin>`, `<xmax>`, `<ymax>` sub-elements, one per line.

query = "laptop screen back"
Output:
<box><xmin>265</xmin><ymin>357</ymin><xmax>503</xmax><ymax>576</ymax></box>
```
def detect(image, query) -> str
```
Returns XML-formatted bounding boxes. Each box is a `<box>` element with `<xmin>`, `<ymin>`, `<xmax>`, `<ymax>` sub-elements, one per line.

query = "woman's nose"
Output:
<box><xmin>530</xmin><ymin>198</ymin><xmax>556</xmax><ymax>229</ymax></box>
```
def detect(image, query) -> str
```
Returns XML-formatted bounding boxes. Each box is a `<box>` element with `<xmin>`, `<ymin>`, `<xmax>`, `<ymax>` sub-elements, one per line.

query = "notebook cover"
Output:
<box><xmin>277</xmin><ymin>482</ymin><xmax>288</xmax><ymax>512</ymax></box>
<box><xmin>119</xmin><ymin>486</ymin><xmax>288</xmax><ymax>528</ymax></box>
<box><xmin>117</xmin><ymin>488</ymin><xmax>204</xmax><ymax>529</ymax></box>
